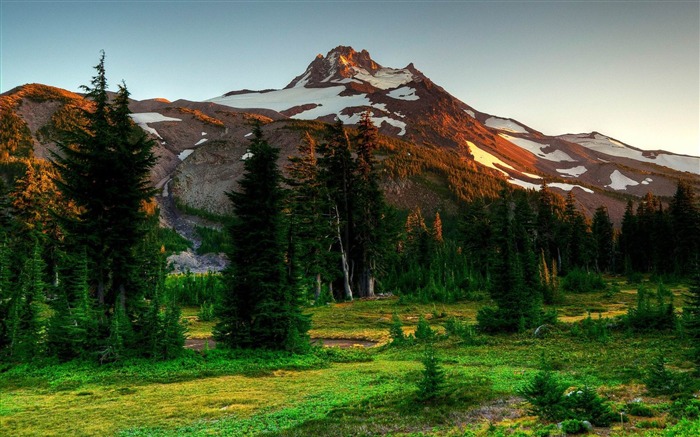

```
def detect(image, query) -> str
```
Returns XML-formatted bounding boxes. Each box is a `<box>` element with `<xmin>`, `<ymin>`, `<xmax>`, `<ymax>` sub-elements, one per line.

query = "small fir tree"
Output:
<box><xmin>417</xmin><ymin>344</ymin><xmax>445</xmax><ymax>401</ymax></box>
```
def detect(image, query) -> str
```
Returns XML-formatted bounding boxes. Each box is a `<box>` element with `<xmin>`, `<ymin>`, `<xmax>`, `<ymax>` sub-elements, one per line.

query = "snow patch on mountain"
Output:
<box><xmin>340</xmin><ymin>112</ymin><xmax>406</xmax><ymax>135</ymax></box>
<box><xmin>352</xmin><ymin>67</ymin><xmax>413</xmax><ymax>90</ymax></box>
<box><xmin>521</xmin><ymin>172</ymin><xmax>542</xmax><ymax>179</ymax></box>
<box><xmin>194</xmin><ymin>138</ymin><xmax>208</xmax><ymax>146</ymax></box>
<box><xmin>508</xmin><ymin>178</ymin><xmax>593</xmax><ymax>193</ymax></box>
<box><xmin>387</xmin><ymin>86</ymin><xmax>419</xmax><ymax>101</ymax></box>
<box><xmin>485</xmin><ymin>117</ymin><xmax>528</xmax><ymax>134</ymax></box>
<box><xmin>178</xmin><ymin>149</ymin><xmax>194</xmax><ymax>160</ymax></box>
<box><xmin>209</xmin><ymin>86</ymin><xmax>405</xmax><ymax>130</ymax></box>
<box><xmin>500</xmin><ymin>134</ymin><xmax>575</xmax><ymax>162</ymax></box>
<box><xmin>606</xmin><ymin>170</ymin><xmax>639</xmax><ymax>190</ymax></box>
<box><xmin>130</xmin><ymin>112</ymin><xmax>181</xmax><ymax>139</ymax></box>
<box><xmin>464</xmin><ymin>109</ymin><xmax>475</xmax><ymax>118</ymax></box>
<box><xmin>561</xmin><ymin>133</ymin><xmax>700</xmax><ymax>175</ymax></box>
<box><xmin>468</xmin><ymin>141</ymin><xmax>514</xmax><ymax>176</ymax></box>
<box><xmin>557</xmin><ymin>165</ymin><xmax>587</xmax><ymax>177</ymax></box>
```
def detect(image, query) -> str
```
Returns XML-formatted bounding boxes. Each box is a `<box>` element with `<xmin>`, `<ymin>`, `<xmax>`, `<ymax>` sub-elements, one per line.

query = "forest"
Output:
<box><xmin>1</xmin><ymin>56</ymin><xmax>699</xmax><ymax>436</ymax></box>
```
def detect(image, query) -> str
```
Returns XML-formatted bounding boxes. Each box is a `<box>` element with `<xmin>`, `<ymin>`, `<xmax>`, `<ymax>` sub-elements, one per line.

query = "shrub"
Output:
<box><xmin>389</xmin><ymin>313</ymin><xmax>406</xmax><ymax>346</ymax></box>
<box><xmin>562</xmin><ymin>269</ymin><xmax>606</xmax><ymax>293</ymax></box>
<box><xmin>563</xmin><ymin>386</ymin><xmax>616</xmax><ymax>427</ymax></box>
<box><xmin>669</xmin><ymin>399</ymin><xmax>700</xmax><ymax>419</ymax></box>
<box><xmin>560</xmin><ymin>419</ymin><xmax>586</xmax><ymax>434</ymax></box>
<box><xmin>643</xmin><ymin>355</ymin><xmax>691</xmax><ymax>396</ymax></box>
<box><xmin>417</xmin><ymin>345</ymin><xmax>445</xmax><ymax>401</ymax></box>
<box><xmin>625</xmin><ymin>284</ymin><xmax>676</xmax><ymax>332</ymax></box>
<box><xmin>626</xmin><ymin>400</ymin><xmax>655</xmax><ymax>417</ymax></box>
<box><xmin>443</xmin><ymin>317</ymin><xmax>482</xmax><ymax>345</ymax></box>
<box><xmin>414</xmin><ymin>315</ymin><xmax>435</xmax><ymax>343</ymax></box>
<box><xmin>518</xmin><ymin>368</ymin><xmax>566</xmax><ymax>421</ymax></box>
<box><xmin>571</xmin><ymin>313</ymin><xmax>610</xmax><ymax>343</ymax></box>
<box><xmin>197</xmin><ymin>301</ymin><xmax>215</xmax><ymax>322</ymax></box>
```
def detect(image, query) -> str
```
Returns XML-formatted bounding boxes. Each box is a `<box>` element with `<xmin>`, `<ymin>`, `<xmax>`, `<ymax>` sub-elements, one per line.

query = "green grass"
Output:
<box><xmin>156</xmin><ymin>226</ymin><xmax>193</xmax><ymax>253</ymax></box>
<box><xmin>1</xmin><ymin>280</ymin><xmax>699</xmax><ymax>436</ymax></box>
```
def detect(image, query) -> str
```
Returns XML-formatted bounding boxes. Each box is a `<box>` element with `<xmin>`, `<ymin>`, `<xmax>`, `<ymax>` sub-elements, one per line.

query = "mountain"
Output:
<box><xmin>206</xmin><ymin>45</ymin><xmax>699</xmax><ymax>213</ymax></box>
<box><xmin>2</xmin><ymin>47</ymin><xmax>699</xmax><ymax>229</ymax></box>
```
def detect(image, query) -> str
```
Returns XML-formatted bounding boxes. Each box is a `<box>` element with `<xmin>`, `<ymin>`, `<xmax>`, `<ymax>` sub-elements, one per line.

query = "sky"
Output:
<box><xmin>1</xmin><ymin>1</ymin><xmax>698</xmax><ymax>157</ymax></box>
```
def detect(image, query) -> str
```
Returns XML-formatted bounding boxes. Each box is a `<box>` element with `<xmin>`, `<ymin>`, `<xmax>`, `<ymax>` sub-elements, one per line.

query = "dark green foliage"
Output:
<box><xmin>194</xmin><ymin>226</ymin><xmax>228</xmax><ymax>255</ymax></box>
<box><xmin>416</xmin><ymin>344</ymin><xmax>445</xmax><ymax>401</ymax></box>
<box><xmin>478</xmin><ymin>190</ymin><xmax>542</xmax><ymax>333</ymax></box>
<box><xmin>49</xmin><ymin>53</ymin><xmax>159</xmax><ymax>359</ymax></box>
<box><xmin>443</xmin><ymin>317</ymin><xmax>482</xmax><ymax>345</ymax></box>
<box><xmin>414</xmin><ymin>315</ymin><xmax>435</xmax><ymax>343</ymax></box>
<box><xmin>626</xmin><ymin>284</ymin><xmax>676</xmax><ymax>332</ymax></box>
<box><xmin>166</xmin><ymin>271</ymin><xmax>224</xmax><ymax>306</ymax></box>
<box><xmin>284</xmin><ymin>132</ymin><xmax>336</xmax><ymax>303</ymax></box>
<box><xmin>197</xmin><ymin>301</ymin><xmax>215</xmax><ymax>322</ymax></box>
<box><xmin>626</xmin><ymin>401</ymin><xmax>655</xmax><ymax>417</ymax></box>
<box><xmin>564</xmin><ymin>385</ymin><xmax>616</xmax><ymax>427</ymax></box>
<box><xmin>591</xmin><ymin>206</ymin><xmax>614</xmax><ymax>273</ymax></box>
<box><xmin>560</xmin><ymin>419</ymin><xmax>586</xmax><ymax>434</ymax></box>
<box><xmin>214</xmin><ymin>125</ymin><xmax>309</xmax><ymax>351</ymax></box>
<box><xmin>562</xmin><ymin>268</ymin><xmax>606</xmax><ymax>294</ymax></box>
<box><xmin>643</xmin><ymin>355</ymin><xmax>689</xmax><ymax>396</ymax></box>
<box><xmin>156</xmin><ymin>227</ymin><xmax>192</xmax><ymax>254</ymax></box>
<box><xmin>683</xmin><ymin>262</ymin><xmax>700</xmax><ymax>368</ymax></box>
<box><xmin>570</xmin><ymin>313</ymin><xmax>610</xmax><ymax>343</ymax></box>
<box><xmin>389</xmin><ymin>313</ymin><xmax>406</xmax><ymax>345</ymax></box>
<box><xmin>669</xmin><ymin>180</ymin><xmax>700</xmax><ymax>275</ymax></box>
<box><xmin>518</xmin><ymin>367</ymin><xmax>567</xmax><ymax>421</ymax></box>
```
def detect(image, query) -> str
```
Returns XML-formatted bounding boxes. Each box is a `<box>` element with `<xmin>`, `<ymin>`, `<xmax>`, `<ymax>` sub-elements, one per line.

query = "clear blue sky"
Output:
<box><xmin>2</xmin><ymin>1</ymin><xmax>698</xmax><ymax>156</ymax></box>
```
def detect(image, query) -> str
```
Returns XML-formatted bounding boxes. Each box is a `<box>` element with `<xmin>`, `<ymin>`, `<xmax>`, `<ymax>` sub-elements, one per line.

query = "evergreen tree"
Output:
<box><xmin>670</xmin><ymin>180</ymin><xmax>700</xmax><ymax>274</ymax></box>
<box><xmin>214</xmin><ymin>125</ymin><xmax>309</xmax><ymax>350</ymax></box>
<box><xmin>50</xmin><ymin>53</ymin><xmax>158</xmax><ymax>358</ymax></box>
<box><xmin>352</xmin><ymin>111</ymin><xmax>386</xmax><ymax>298</ymax></box>
<box><xmin>619</xmin><ymin>200</ymin><xmax>638</xmax><ymax>274</ymax></box>
<box><xmin>591</xmin><ymin>206</ymin><xmax>614</xmax><ymax>273</ymax></box>
<box><xmin>478</xmin><ymin>189</ymin><xmax>541</xmax><ymax>332</ymax></box>
<box><xmin>684</xmin><ymin>261</ymin><xmax>700</xmax><ymax>369</ymax></box>
<box><xmin>285</xmin><ymin>132</ymin><xmax>335</xmax><ymax>302</ymax></box>
<box><xmin>317</xmin><ymin>119</ymin><xmax>355</xmax><ymax>300</ymax></box>
<box><xmin>417</xmin><ymin>344</ymin><xmax>445</xmax><ymax>401</ymax></box>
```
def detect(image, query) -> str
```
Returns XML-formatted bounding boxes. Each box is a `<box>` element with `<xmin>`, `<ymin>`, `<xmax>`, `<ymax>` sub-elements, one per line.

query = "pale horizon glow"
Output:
<box><xmin>1</xmin><ymin>1</ymin><xmax>698</xmax><ymax>157</ymax></box>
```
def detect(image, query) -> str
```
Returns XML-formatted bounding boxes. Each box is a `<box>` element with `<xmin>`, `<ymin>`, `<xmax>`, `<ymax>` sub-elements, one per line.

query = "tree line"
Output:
<box><xmin>0</xmin><ymin>55</ymin><xmax>699</xmax><ymax>365</ymax></box>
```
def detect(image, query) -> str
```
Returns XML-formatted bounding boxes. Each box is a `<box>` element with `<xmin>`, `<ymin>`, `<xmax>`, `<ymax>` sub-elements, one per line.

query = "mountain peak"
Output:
<box><xmin>286</xmin><ymin>46</ymin><xmax>385</xmax><ymax>89</ymax></box>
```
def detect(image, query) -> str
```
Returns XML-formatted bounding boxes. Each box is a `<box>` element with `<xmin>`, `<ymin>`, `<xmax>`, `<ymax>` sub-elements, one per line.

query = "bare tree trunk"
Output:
<box><xmin>314</xmin><ymin>273</ymin><xmax>322</xmax><ymax>302</ymax></box>
<box><xmin>334</xmin><ymin>204</ymin><xmax>353</xmax><ymax>301</ymax></box>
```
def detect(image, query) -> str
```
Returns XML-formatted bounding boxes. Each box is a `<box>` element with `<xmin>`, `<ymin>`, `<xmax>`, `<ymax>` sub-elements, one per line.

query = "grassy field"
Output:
<box><xmin>1</xmin><ymin>279</ymin><xmax>699</xmax><ymax>436</ymax></box>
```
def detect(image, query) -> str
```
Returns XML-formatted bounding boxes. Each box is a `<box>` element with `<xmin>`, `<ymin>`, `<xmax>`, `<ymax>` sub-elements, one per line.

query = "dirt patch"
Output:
<box><xmin>311</xmin><ymin>338</ymin><xmax>378</xmax><ymax>348</ymax></box>
<box><xmin>185</xmin><ymin>338</ymin><xmax>217</xmax><ymax>351</ymax></box>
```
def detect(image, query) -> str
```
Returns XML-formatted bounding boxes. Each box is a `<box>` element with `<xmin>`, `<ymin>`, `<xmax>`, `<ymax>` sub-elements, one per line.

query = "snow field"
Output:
<box><xmin>606</xmin><ymin>170</ymin><xmax>639</xmax><ymax>190</ymax></box>
<box><xmin>500</xmin><ymin>134</ymin><xmax>576</xmax><ymax>162</ymax></box>
<box><xmin>561</xmin><ymin>133</ymin><xmax>700</xmax><ymax>175</ymax></box>
<box><xmin>485</xmin><ymin>117</ymin><xmax>528</xmax><ymax>134</ymax></box>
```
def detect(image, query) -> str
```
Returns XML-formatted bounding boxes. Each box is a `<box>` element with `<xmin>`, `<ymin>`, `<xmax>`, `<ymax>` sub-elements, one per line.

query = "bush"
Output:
<box><xmin>570</xmin><ymin>313</ymin><xmax>610</xmax><ymax>343</ymax></box>
<box><xmin>518</xmin><ymin>368</ymin><xmax>567</xmax><ymax>421</ymax></box>
<box><xmin>197</xmin><ymin>301</ymin><xmax>215</xmax><ymax>322</ymax></box>
<box><xmin>560</xmin><ymin>419</ymin><xmax>586</xmax><ymax>434</ymax></box>
<box><xmin>563</xmin><ymin>386</ymin><xmax>616</xmax><ymax>427</ymax></box>
<box><xmin>562</xmin><ymin>269</ymin><xmax>606</xmax><ymax>293</ymax></box>
<box><xmin>414</xmin><ymin>315</ymin><xmax>435</xmax><ymax>343</ymax></box>
<box><xmin>625</xmin><ymin>284</ymin><xmax>676</xmax><ymax>332</ymax></box>
<box><xmin>669</xmin><ymin>399</ymin><xmax>700</xmax><ymax>419</ymax></box>
<box><xmin>643</xmin><ymin>355</ymin><xmax>691</xmax><ymax>396</ymax></box>
<box><xmin>443</xmin><ymin>317</ymin><xmax>482</xmax><ymax>345</ymax></box>
<box><xmin>416</xmin><ymin>345</ymin><xmax>445</xmax><ymax>401</ymax></box>
<box><xmin>389</xmin><ymin>313</ymin><xmax>406</xmax><ymax>346</ymax></box>
<box><xmin>626</xmin><ymin>400</ymin><xmax>655</xmax><ymax>417</ymax></box>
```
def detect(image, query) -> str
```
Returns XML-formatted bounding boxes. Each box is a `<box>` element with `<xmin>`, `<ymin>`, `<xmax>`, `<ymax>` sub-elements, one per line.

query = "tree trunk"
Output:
<box><xmin>314</xmin><ymin>273</ymin><xmax>322</xmax><ymax>302</ymax></box>
<box><xmin>334</xmin><ymin>204</ymin><xmax>353</xmax><ymax>301</ymax></box>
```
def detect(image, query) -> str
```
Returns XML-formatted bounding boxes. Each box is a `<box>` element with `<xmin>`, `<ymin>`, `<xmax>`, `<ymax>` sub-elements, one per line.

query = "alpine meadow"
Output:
<box><xmin>1</xmin><ymin>31</ymin><xmax>700</xmax><ymax>437</ymax></box>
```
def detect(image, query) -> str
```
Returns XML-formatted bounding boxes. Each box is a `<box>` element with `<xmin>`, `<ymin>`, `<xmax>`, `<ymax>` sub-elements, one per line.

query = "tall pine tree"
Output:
<box><xmin>214</xmin><ymin>124</ymin><xmax>309</xmax><ymax>350</ymax></box>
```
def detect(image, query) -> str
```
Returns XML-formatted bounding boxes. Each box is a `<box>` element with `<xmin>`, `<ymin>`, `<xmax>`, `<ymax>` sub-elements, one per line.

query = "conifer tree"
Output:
<box><xmin>50</xmin><ymin>53</ymin><xmax>158</xmax><ymax>358</ymax></box>
<box><xmin>215</xmin><ymin>125</ymin><xmax>309</xmax><ymax>350</ymax></box>
<box><xmin>684</xmin><ymin>261</ymin><xmax>700</xmax><ymax>369</ymax></box>
<box><xmin>318</xmin><ymin>120</ymin><xmax>355</xmax><ymax>300</ymax></box>
<box><xmin>285</xmin><ymin>132</ymin><xmax>335</xmax><ymax>302</ymax></box>
<box><xmin>352</xmin><ymin>111</ymin><xmax>386</xmax><ymax>298</ymax></box>
<box><xmin>432</xmin><ymin>211</ymin><xmax>444</xmax><ymax>244</ymax></box>
<box><xmin>591</xmin><ymin>206</ymin><xmax>614</xmax><ymax>273</ymax></box>
<box><xmin>670</xmin><ymin>180</ymin><xmax>700</xmax><ymax>274</ymax></box>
